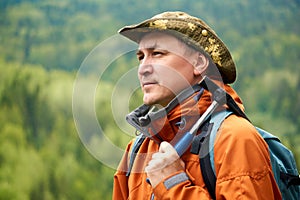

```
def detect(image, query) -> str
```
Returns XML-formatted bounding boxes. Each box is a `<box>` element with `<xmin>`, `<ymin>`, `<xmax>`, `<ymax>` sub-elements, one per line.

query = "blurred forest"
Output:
<box><xmin>0</xmin><ymin>0</ymin><xmax>300</xmax><ymax>199</ymax></box>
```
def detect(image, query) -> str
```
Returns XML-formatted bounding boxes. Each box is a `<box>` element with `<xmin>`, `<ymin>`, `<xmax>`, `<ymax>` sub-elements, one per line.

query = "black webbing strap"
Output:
<box><xmin>199</xmin><ymin>76</ymin><xmax>250</xmax><ymax>122</ymax></box>
<box><xmin>197</xmin><ymin>97</ymin><xmax>246</xmax><ymax>199</ymax></box>
<box><xmin>199</xmin><ymin>126</ymin><xmax>217</xmax><ymax>200</ymax></box>
<box><xmin>190</xmin><ymin>122</ymin><xmax>213</xmax><ymax>155</ymax></box>
<box><xmin>225</xmin><ymin>93</ymin><xmax>250</xmax><ymax>122</ymax></box>
<box><xmin>280</xmin><ymin>172</ymin><xmax>300</xmax><ymax>187</ymax></box>
<box><xmin>198</xmin><ymin>78</ymin><xmax>249</xmax><ymax>199</ymax></box>
<box><xmin>200</xmin><ymin>155</ymin><xmax>216</xmax><ymax>199</ymax></box>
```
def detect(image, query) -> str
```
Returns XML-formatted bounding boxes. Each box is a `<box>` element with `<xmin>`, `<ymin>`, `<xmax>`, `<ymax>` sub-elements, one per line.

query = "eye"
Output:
<box><xmin>152</xmin><ymin>51</ymin><xmax>163</xmax><ymax>56</ymax></box>
<box><xmin>136</xmin><ymin>52</ymin><xmax>144</xmax><ymax>61</ymax></box>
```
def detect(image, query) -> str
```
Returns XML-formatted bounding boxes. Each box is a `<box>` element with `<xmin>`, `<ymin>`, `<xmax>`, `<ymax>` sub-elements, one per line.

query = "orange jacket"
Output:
<box><xmin>113</xmin><ymin>84</ymin><xmax>282</xmax><ymax>200</ymax></box>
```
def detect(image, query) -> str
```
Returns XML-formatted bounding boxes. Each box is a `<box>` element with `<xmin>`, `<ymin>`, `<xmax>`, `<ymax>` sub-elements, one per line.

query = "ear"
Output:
<box><xmin>193</xmin><ymin>53</ymin><xmax>209</xmax><ymax>76</ymax></box>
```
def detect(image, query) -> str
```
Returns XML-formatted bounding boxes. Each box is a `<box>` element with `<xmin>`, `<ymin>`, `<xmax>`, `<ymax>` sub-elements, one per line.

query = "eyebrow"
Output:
<box><xmin>135</xmin><ymin>48</ymin><xmax>152</xmax><ymax>57</ymax></box>
<box><xmin>137</xmin><ymin>41</ymin><xmax>161</xmax><ymax>51</ymax></box>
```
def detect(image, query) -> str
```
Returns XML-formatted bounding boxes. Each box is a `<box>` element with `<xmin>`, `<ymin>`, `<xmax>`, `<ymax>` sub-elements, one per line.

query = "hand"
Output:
<box><xmin>145</xmin><ymin>141</ymin><xmax>185</xmax><ymax>188</ymax></box>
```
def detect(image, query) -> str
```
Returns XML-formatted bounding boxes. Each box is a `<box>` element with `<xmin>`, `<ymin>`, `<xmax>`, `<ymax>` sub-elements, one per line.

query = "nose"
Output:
<box><xmin>138</xmin><ymin>58</ymin><xmax>153</xmax><ymax>76</ymax></box>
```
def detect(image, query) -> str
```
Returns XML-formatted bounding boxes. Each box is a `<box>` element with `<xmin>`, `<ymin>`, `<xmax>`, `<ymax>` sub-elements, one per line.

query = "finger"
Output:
<box><xmin>145</xmin><ymin>159</ymin><xmax>167</xmax><ymax>172</ymax></box>
<box><xmin>151</xmin><ymin>152</ymin><xmax>164</xmax><ymax>159</ymax></box>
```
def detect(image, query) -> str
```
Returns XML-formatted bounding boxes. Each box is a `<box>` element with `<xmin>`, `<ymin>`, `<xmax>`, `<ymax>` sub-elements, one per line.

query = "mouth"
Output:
<box><xmin>143</xmin><ymin>82</ymin><xmax>156</xmax><ymax>86</ymax></box>
<box><xmin>142</xmin><ymin>81</ymin><xmax>158</xmax><ymax>87</ymax></box>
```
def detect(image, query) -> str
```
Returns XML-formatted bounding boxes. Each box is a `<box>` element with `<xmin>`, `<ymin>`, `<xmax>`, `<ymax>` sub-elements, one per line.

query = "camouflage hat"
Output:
<box><xmin>119</xmin><ymin>11</ymin><xmax>236</xmax><ymax>84</ymax></box>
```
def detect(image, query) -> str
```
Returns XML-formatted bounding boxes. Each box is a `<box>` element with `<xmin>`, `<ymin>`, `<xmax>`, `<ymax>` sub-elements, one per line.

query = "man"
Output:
<box><xmin>113</xmin><ymin>11</ymin><xmax>281</xmax><ymax>199</ymax></box>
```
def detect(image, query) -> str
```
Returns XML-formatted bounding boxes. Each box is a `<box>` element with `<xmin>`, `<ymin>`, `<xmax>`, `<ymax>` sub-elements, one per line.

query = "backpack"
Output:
<box><xmin>195</xmin><ymin>110</ymin><xmax>300</xmax><ymax>200</ymax></box>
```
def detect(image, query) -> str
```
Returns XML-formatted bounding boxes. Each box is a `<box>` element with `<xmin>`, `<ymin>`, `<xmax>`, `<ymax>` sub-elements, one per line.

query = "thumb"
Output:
<box><xmin>159</xmin><ymin>142</ymin><xmax>178</xmax><ymax>156</ymax></box>
<box><xmin>159</xmin><ymin>142</ymin><xmax>184</xmax><ymax>168</ymax></box>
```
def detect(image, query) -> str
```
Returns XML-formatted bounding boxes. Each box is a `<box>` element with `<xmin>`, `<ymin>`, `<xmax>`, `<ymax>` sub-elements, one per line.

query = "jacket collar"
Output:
<box><xmin>126</xmin><ymin>81</ymin><xmax>244</xmax><ymax>144</ymax></box>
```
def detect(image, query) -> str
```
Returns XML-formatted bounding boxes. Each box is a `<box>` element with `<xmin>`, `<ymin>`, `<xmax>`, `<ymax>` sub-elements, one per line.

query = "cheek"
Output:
<box><xmin>142</xmin><ymin>86</ymin><xmax>174</xmax><ymax>106</ymax></box>
<box><xmin>160</xmin><ymin>68</ymin><xmax>193</xmax><ymax>93</ymax></box>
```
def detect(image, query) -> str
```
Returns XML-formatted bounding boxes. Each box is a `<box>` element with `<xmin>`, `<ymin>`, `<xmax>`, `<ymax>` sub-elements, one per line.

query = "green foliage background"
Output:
<box><xmin>0</xmin><ymin>0</ymin><xmax>299</xmax><ymax>199</ymax></box>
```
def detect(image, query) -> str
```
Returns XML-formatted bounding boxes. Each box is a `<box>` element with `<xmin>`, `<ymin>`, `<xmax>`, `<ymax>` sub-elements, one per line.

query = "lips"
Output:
<box><xmin>141</xmin><ymin>78</ymin><xmax>158</xmax><ymax>87</ymax></box>
<box><xmin>141</xmin><ymin>81</ymin><xmax>158</xmax><ymax>91</ymax></box>
<box><xmin>143</xmin><ymin>82</ymin><xmax>156</xmax><ymax>87</ymax></box>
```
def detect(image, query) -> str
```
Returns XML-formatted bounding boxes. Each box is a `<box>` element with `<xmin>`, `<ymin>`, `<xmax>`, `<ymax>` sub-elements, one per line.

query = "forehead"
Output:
<box><xmin>138</xmin><ymin>32</ymin><xmax>185</xmax><ymax>52</ymax></box>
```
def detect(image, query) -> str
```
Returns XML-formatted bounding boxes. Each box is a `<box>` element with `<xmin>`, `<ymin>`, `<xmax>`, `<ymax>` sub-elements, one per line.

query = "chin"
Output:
<box><xmin>144</xmin><ymin>94</ymin><xmax>174</xmax><ymax>107</ymax></box>
<box><xmin>143</xmin><ymin>99</ymin><xmax>155</xmax><ymax>106</ymax></box>
<box><xmin>143</xmin><ymin>96</ymin><xmax>158</xmax><ymax>106</ymax></box>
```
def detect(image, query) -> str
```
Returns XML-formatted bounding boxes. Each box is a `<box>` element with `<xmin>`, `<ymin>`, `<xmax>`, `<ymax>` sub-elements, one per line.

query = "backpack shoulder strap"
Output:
<box><xmin>126</xmin><ymin>134</ymin><xmax>146</xmax><ymax>176</ymax></box>
<box><xmin>199</xmin><ymin>110</ymin><xmax>233</xmax><ymax>200</ymax></box>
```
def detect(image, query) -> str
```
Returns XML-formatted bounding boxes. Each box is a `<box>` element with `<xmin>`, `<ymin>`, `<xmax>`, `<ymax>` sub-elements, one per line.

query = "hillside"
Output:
<box><xmin>0</xmin><ymin>0</ymin><xmax>299</xmax><ymax>199</ymax></box>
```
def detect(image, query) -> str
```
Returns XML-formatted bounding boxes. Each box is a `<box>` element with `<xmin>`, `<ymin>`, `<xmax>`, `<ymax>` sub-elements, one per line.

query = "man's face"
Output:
<box><xmin>136</xmin><ymin>32</ymin><xmax>200</xmax><ymax>106</ymax></box>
